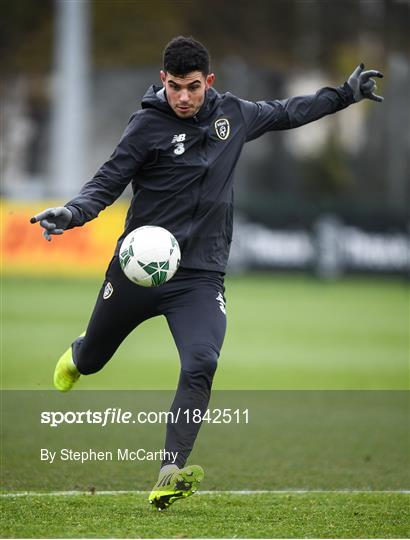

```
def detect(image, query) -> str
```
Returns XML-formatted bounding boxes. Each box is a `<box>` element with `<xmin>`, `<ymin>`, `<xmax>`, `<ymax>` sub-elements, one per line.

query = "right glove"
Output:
<box><xmin>30</xmin><ymin>207</ymin><xmax>73</xmax><ymax>241</ymax></box>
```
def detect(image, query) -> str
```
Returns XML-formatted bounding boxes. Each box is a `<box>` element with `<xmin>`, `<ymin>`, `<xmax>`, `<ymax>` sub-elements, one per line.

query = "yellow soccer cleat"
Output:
<box><xmin>148</xmin><ymin>464</ymin><xmax>204</xmax><ymax>511</ymax></box>
<box><xmin>53</xmin><ymin>337</ymin><xmax>82</xmax><ymax>392</ymax></box>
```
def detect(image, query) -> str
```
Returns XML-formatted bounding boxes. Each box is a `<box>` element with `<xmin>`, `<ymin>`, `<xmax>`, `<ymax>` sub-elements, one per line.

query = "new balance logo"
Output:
<box><xmin>172</xmin><ymin>133</ymin><xmax>186</xmax><ymax>143</ymax></box>
<box><xmin>172</xmin><ymin>133</ymin><xmax>186</xmax><ymax>155</ymax></box>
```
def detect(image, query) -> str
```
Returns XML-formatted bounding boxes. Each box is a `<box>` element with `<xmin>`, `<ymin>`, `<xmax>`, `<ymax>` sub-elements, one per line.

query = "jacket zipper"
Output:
<box><xmin>182</xmin><ymin>126</ymin><xmax>209</xmax><ymax>250</ymax></box>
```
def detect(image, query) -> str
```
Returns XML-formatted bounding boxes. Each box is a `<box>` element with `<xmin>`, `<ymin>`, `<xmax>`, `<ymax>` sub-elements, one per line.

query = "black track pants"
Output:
<box><xmin>72</xmin><ymin>257</ymin><xmax>227</xmax><ymax>468</ymax></box>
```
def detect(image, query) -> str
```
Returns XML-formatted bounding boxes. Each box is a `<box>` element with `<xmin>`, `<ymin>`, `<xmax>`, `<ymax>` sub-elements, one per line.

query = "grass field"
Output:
<box><xmin>1</xmin><ymin>274</ymin><xmax>409</xmax><ymax>538</ymax></box>
<box><xmin>1</xmin><ymin>492</ymin><xmax>409</xmax><ymax>538</ymax></box>
<box><xmin>2</xmin><ymin>274</ymin><xmax>408</xmax><ymax>390</ymax></box>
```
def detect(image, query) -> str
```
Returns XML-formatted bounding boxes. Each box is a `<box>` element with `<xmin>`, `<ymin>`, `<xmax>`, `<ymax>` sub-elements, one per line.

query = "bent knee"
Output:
<box><xmin>180</xmin><ymin>343</ymin><xmax>219</xmax><ymax>377</ymax></box>
<box><xmin>72</xmin><ymin>336</ymin><xmax>113</xmax><ymax>375</ymax></box>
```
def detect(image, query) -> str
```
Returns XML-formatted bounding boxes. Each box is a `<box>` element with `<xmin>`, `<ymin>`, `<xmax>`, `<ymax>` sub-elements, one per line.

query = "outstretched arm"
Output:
<box><xmin>30</xmin><ymin>112</ymin><xmax>149</xmax><ymax>240</ymax></box>
<box><xmin>240</xmin><ymin>63</ymin><xmax>384</xmax><ymax>141</ymax></box>
<box><xmin>30</xmin><ymin>207</ymin><xmax>73</xmax><ymax>242</ymax></box>
<box><xmin>65</xmin><ymin>111</ymin><xmax>149</xmax><ymax>228</ymax></box>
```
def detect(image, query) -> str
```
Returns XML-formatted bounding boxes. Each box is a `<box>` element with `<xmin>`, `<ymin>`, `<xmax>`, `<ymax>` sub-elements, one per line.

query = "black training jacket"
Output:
<box><xmin>65</xmin><ymin>82</ymin><xmax>355</xmax><ymax>272</ymax></box>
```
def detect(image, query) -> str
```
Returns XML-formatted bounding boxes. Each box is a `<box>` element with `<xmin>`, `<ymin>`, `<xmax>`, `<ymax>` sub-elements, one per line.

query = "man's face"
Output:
<box><xmin>160</xmin><ymin>70</ymin><xmax>215</xmax><ymax>118</ymax></box>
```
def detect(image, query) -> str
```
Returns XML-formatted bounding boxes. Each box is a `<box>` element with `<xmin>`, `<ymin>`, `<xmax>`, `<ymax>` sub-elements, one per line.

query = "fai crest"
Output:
<box><xmin>215</xmin><ymin>118</ymin><xmax>230</xmax><ymax>140</ymax></box>
<box><xmin>103</xmin><ymin>282</ymin><xmax>113</xmax><ymax>300</ymax></box>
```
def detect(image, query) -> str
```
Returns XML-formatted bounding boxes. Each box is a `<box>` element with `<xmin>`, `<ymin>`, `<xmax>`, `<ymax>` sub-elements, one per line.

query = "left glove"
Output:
<box><xmin>347</xmin><ymin>63</ymin><xmax>384</xmax><ymax>102</ymax></box>
<box><xmin>30</xmin><ymin>206</ymin><xmax>73</xmax><ymax>241</ymax></box>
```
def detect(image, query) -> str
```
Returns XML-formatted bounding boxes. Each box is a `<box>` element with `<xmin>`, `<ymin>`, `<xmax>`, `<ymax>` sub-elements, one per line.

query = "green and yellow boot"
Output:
<box><xmin>148</xmin><ymin>464</ymin><xmax>204</xmax><ymax>511</ymax></box>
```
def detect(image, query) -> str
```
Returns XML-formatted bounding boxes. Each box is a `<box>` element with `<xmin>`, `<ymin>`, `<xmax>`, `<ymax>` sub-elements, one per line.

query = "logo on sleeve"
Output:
<box><xmin>172</xmin><ymin>133</ymin><xmax>186</xmax><ymax>155</ymax></box>
<box><xmin>215</xmin><ymin>118</ymin><xmax>230</xmax><ymax>140</ymax></box>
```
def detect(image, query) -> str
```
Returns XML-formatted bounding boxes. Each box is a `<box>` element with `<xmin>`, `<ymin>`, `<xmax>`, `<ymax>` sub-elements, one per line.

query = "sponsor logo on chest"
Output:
<box><xmin>172</xmin><ymin>133</ymin><xmax>186</xmax><ymax>155</ymax></box>
<box><xmin>170</xmin><ymin>119</ymin><xmax>231</xmax><ymax>156</ymax></box>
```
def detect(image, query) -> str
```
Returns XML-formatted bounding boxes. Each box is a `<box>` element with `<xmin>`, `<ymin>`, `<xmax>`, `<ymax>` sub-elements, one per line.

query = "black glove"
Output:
<box><xmin>347</xmin><ymin>63</ymin><xmax>384</xmax><ymax>102</ymax></box>
<box><xmin>30</xmin><ymin>207</ymin><xmax>73</xmax><ymax>241</ymax></box>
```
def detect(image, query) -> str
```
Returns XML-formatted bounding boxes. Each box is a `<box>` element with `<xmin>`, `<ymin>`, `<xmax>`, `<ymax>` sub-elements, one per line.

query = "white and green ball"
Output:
<box><xmin>119</xmin><ymin>226</ymin><xmax>180</xmax><ymax>287</ymax></box>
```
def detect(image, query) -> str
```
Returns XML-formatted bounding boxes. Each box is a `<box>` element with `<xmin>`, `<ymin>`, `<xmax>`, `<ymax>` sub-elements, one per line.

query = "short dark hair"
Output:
<box><xmin>163</xmin><ymin>36</ymin><xmax>210</xmax><ymax>77</ymax></box>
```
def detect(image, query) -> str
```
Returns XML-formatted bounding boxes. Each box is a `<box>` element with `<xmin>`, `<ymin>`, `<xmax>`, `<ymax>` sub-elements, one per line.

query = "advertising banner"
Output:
<box><xmin>1</xmin><ymin>200</ymin><xmax>127</xmax><ymax>276</ymax></box>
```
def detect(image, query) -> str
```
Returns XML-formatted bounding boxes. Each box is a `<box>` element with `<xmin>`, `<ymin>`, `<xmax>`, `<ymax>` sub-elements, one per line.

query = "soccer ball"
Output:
<box><xmin>119</xmin><ymin>226</ymin><xmax>180</xmax><ymax>287</ymax></box>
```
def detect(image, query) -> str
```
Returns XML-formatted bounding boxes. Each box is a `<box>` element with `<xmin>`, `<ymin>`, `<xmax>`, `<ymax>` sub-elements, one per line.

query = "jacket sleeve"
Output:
<box><xmin>65</xmin><ymin>112</ymin><xmax>149</xmax><ymax>228</ymax></box>
<box><xmin>239</xmin><ymin>82</ymin><xmax>355</xmax><ymax>142</ymax></box>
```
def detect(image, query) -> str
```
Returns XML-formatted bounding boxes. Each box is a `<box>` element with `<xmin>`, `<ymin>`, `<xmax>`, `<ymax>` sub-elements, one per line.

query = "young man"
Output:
<box><xmin>31</xmin><ymin>36</ymin><xmax>383</xmax><ymax>510</ymax></box>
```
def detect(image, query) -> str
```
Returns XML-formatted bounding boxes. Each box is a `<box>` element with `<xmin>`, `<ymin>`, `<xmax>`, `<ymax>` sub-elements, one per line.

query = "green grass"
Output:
<box><xmin>2</xmin><ymin>274</ymin><xmax>409</xmax><ymax>389</ymax></box>
<box><xmin>2</xmin><ymin>391</ymin><xmax>408</xmax><ymax>492</ymax></box>
<box><xmin>1</xmin><ymin>274</ymin><xmax>408</xmax><ymax>538</ymax></box>
<box><xmin>1</xmin><ymin>492</ymin><xmax>409</xmax><ymax>538</ymax></box>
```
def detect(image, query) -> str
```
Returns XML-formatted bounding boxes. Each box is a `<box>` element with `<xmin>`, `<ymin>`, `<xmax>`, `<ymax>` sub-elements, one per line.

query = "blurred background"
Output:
<box><xmin>1</xmin><ymin>0</ymin><xmax>409</xmax><ymax>390</ymax></box>
<box><xmin>1</xmin><ymin>0</ymin><xmax>409</xmax><ymax>277</ymax></box>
